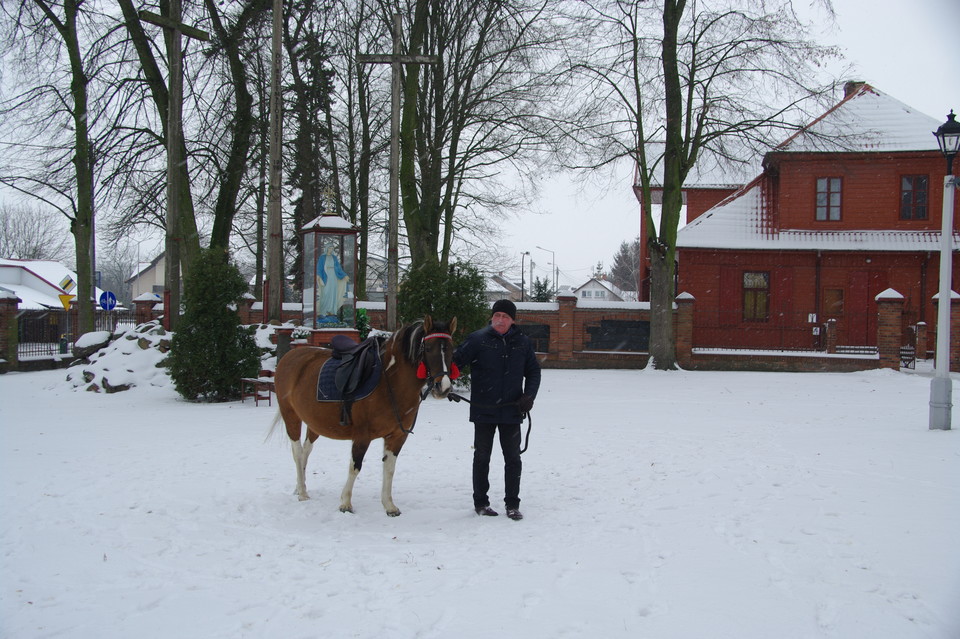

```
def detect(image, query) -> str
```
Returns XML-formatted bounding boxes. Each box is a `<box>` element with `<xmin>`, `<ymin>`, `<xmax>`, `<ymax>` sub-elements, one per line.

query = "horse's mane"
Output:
<box><xmin>384</xmin><ymin>318</ymin><xmax>454</xmax><ymax>368</ymax></box>
<box><xmin>400</xmin><ymin>320</ymin><xmax>426</xmax><ymax>364</ymax></box>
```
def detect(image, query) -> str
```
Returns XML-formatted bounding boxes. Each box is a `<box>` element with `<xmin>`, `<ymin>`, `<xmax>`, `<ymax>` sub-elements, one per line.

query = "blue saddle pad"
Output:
<box><xmin>316</xmin><ymin>350</ymin><xmax>382</xmax><ymax>402</ymax></box>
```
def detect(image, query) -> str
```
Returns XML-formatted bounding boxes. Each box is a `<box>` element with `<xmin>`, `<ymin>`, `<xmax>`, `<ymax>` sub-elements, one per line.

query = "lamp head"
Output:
<box><xmin>934</xmin><ymin>110</ymin><xmax>960</xmax><ymax>169</ymax></box>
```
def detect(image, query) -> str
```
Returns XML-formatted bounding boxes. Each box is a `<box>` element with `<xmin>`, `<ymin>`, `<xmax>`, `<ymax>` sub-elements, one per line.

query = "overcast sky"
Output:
<box><xmin>502</xmin><ymin>0</ymin><xmax>960</xmax><ymax>289</ymax></box>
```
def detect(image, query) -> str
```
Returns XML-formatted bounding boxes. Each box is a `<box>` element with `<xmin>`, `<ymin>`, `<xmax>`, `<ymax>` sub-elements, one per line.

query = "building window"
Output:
<box><xmin>595</xmin><ymin>290</ymin><xmax>606</xmax><ymax>299</ymax></box>
<box><xmin>816</xmin><ymin>177</ymin><xmax>842</xmax><ymax>221</ymax></box>
<box><xmin>743</xmin><ymin>271</ymin><xmax>769</xmax><ymax>322</ymax></box>
<box><xmin>581</xmin><ymin>290</ymin><xmax>591</xmax><ymax>298</ymax></box>
<box><xmin>900</xmin><ymin>175</ymin><xmax>929</xmax><ymax>220</ymax></box>
<box><xmin>823</xmin><ymin>288</ymin><xmax>844</xmax><ymax>316</ymax></box>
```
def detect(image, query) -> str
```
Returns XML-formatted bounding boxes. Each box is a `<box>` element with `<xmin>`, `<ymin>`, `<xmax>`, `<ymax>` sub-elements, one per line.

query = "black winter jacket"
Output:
<box><xmin>453</xmin><ymin>324</ymin><xmax>541</xmax><ymax>424</ymax></box>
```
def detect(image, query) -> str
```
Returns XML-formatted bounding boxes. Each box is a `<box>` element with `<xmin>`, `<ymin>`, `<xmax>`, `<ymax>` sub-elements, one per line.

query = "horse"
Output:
<box><xmin>272</xmin><ymin>316</ymin><xmax>457</xmax><ymax>516</ymax></box>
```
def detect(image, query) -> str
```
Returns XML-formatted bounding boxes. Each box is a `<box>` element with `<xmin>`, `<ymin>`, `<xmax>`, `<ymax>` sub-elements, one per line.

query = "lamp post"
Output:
<box><xmin>520</xmin><ymin>251</ymin><xmax>530</xmax><ymax>302</ymax></box>
<box><xmin>536</xmin><ymin>245</ymin><xmax>557</xmax><ymax>294</ymax></box>
<box><xmin>929</xmin><ymin>110</ymin><xmax>960</xmax><ymax>431</ymax></box>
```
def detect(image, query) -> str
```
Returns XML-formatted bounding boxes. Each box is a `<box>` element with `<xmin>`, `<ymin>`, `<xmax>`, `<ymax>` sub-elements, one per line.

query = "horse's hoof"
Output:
<box><xmin>339</xmin><ymin>506</ymin><xmax>354</xmax><ymax>514</ymax></box>
<box><xmin>297</xmin><ymin>493</ymin><xmax>310</xmax><ymax>502</ymax></box>
<box><xmin>386</xmin><ymin>509</ymin><xmax>401</xmax><ymax>517</ymax></box>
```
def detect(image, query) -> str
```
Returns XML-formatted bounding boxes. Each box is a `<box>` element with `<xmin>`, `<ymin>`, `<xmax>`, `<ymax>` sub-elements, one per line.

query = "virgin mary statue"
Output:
<box><xmin>316</xmin><ymin>246</ymin><xmax>349</xmax><ymax>321</ymax></box>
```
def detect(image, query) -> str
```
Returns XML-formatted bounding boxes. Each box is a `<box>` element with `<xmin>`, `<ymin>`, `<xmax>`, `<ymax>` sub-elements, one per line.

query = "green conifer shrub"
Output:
<box><xmin>398</xmin><ymin>260</ymin><xmax>488</xmax><ymax>338</ymax></box>
<box><xmin>168</xmin><ymin>248</ymin><xmax>260</xmax><ymax>401</ymax></box>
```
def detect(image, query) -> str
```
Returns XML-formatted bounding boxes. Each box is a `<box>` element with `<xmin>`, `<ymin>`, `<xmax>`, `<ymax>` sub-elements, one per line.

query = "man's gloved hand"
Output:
<box><xmin>517</xmin><ymin>395</ymin><xmax>534</xmax><ymax>413</ymax></box>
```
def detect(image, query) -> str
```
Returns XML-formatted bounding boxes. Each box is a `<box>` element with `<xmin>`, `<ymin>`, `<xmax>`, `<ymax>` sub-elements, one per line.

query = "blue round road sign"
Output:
<box><xmin>99</xmin><ymin>291</ymin><xmax>117</xmax><ymax>311</ymax></box>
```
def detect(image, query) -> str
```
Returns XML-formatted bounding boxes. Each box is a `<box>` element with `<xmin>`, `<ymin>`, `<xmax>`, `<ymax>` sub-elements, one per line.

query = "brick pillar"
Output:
<box><xmin>237</xmin><ymin>293</ymin><xmax>255</xmax><ymax>325</ymax></box>
<box><xmin>915</xmin><ymin>322</ymin><xmax>927</xmax><ymax>359</ymax></box>
<box><xmin>133</xmin><ymin>294</ymin><xmax>160</xmax><ymax>325</ymax></box>
<box><xmin>825</xmin><ymin>319</ymin><xmax>837</xmax><ymax>353</ymax></box>
<box><xmin>0</xmin><ymin>293</ymin><xmax>21</xmax><ymax>369</ymax></box>
<box><xmin>875</xmin><ymin>289</ymin><xmax>904</xmax><ymax>370</ymax></box>
<box><xmin>557</xmin><ymin>294</ymin><xmax>576</xmax><ymax>361</ymax></box>
<box><xmin>675</xmin><ymin>292</ymin><xmax>694</xmax><ymax>368</ymax></box>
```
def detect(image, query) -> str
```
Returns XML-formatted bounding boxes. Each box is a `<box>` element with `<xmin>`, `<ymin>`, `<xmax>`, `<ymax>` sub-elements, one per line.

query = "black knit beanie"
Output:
<box><xmin>491</xmin><ymin>299</ymin><xmax>517</xmax><ymax>320</ymax></box>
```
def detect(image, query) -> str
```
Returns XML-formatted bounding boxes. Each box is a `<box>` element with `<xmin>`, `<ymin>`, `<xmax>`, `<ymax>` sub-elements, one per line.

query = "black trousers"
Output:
<box><xmin>473</xmin><ymin>422</ymin><xmax>522</xmax><ymax>510</ymax></box>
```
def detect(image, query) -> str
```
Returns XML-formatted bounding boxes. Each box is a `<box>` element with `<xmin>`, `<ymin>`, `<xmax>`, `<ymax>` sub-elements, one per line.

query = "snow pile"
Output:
<box><xmin>65</xmin><ymin>321</ymin><xmax>173</xmax><ymax>393</ymax></box>
<box><xmin>64</xmin><ymin>322</ymin><xmax>289</xmax><ymax>393</ymax></box>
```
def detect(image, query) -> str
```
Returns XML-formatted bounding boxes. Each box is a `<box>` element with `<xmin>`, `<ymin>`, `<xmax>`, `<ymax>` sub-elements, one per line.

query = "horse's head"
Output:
<box><xmin>417</xmin><ymin>315</ymin><xmax>458</xmax><ymax>399</ymax></box>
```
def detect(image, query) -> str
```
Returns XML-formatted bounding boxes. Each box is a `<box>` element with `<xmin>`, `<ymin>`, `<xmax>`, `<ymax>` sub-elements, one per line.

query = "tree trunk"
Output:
<box><xmin>398</xmin><ymin>0</ymin><xmax>437</xmax><ymax>269</ymax></box>
<box><xmin>648</xmin><ymin>244</ymin><xmax>677</xmax><ymax>369</ymax></box>
<box><xmin>646</xmin><ymin>0</ymin><xmax>686</xmax><ymax>370</ymax></box>
<box><xmin>60</xmin><ymin>0</ymin><xmax>95</xmax><ymax>333</ymax></box>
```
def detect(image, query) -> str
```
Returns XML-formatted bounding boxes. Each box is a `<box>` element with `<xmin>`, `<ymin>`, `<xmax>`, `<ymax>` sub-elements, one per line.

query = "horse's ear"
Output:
<box><xmin>450</xmin><ymin>317</ymin><xmax>457</xmax><ymax>335</ymax></box>
<box><xmin>423</xmin><ymin>315</ymin><xmax>433</xmax><ymax>333</ymax></box>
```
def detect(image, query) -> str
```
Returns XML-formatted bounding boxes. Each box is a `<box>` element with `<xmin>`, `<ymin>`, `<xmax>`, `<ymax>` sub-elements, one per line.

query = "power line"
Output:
<box><xmin>0</xmin><ymin>139</ymin><xmax>63</xmax><ymax>150</ymax></box>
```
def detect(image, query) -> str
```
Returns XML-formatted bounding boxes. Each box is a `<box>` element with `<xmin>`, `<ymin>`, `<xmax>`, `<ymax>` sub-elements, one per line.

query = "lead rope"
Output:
<box><xmin>381</xmin><ymin>338</ymin><xmax>419</xmax><ymax>435</ymax></box>
<box><xmin>384</xmin><ymin>370</ymin><xmax>419</xmax><ymax>435</ymax></box>
<box><xmin>447</xmin><ymin>393</ymin><xmax>533</xmax><ymax>454</ymax></box>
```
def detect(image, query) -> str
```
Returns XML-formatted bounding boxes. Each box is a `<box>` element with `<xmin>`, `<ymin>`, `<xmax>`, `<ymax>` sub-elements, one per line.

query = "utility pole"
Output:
<box><xmin>265</xmin><ymin>0</ymin><xmax>284</xmax><ymax>322</ymax></box>
<box><xmin>139</xmin><ymin>5</ymin><xmax>208</xmax><ymax>331</ymax></box>
<box><xmin>358</xmin><ymin>14</ymin><xmax>437</xmax><ymax>331</ymax></box>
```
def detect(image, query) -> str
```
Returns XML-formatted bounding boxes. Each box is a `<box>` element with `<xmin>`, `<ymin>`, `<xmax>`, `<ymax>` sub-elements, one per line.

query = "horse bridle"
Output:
<box><xmin>416</xmin><ymin>331</ymin><xmax>459</xmax><ymax>397</ymax></box>
<box><xmin>384</xmin><ymin>329</ymin><xmax>458</xmax><ymax>434</ymax></box>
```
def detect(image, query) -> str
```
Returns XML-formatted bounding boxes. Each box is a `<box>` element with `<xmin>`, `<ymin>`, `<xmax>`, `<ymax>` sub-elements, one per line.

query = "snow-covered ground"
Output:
<box><xmin>1</xmin><ymin>358</ymin><xmax>959</xmax><ymax>638</ymax></box>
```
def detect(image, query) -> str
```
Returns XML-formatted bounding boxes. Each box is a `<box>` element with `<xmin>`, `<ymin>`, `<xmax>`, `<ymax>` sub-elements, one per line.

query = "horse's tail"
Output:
<box><xmin>264</xmin><ymin>410</ymin><xmax>285</xmax><ymax>444</ymax></box>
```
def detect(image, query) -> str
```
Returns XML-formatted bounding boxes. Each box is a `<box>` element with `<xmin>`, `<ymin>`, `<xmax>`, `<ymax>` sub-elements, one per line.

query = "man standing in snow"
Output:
<box><xmin>453</xmin><ymin>299</ymin><xmax>541</xmax><ymax>521</ymax></box>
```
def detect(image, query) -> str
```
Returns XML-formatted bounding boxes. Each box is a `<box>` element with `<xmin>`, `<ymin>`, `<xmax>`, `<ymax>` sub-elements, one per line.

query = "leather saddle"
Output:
<box><xmin>316</xmin><ymin>335</ymin><xmax>383</xmax><ymax>425</ymax></box>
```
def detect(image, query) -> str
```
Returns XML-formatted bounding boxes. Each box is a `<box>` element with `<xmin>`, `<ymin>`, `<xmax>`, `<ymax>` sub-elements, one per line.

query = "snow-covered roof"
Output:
<box><xmin>573</xmin><ymin>277</ymin><xmax>636</xmax><ymax>300</ymax></box>
<box><xmin>302</xmin><ymin>214</ymin><xmax>357</xmax><ymax>231</ymax></box>
<box><xmin>676</xmin><ymin>84</ymin><xmax>954</xmax><ymax>253</ymax></box>
<box><xmin>0</xmin><ymin>258</ymin><xmax>105</xmax><ymax>310</ymax></box>
<box><xmin>774</xmin><ymin>84</ymin><xmax>942</xmax><ymax>154</ymax></box>
<box><xmin>676</xmin><ymin>179</ymin><xmax>960</xmax><ymax>252</ymax></box>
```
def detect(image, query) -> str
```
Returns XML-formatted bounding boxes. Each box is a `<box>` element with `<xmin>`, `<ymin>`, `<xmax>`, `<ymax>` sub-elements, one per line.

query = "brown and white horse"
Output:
<box><xmin>272</xmin><ymin>317</ymin><xmax>457</xmax><ymax>516</ymax></box>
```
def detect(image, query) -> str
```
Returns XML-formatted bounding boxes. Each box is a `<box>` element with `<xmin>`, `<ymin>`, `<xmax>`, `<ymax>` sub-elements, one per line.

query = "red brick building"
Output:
<box><xmin>673</xmin><ymin>83</ymin><xmax>959</xmax><ymax>351</ymax></box>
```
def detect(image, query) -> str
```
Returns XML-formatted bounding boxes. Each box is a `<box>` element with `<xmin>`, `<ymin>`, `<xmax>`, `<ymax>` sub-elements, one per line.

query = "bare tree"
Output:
<box><xmin>326</xmin><ymin>0</ymin><xmax>393</xmax><ymax>299</ymax></box>
<box><xmin>0</xmin><ymin>0</ymin><xmax>120</xmax><ymax>333</ymax></box>
<box><xmin>563</xmin><ymin>0</ymin><xmax>841</xmax><ymax>368</ymax></box>
<box><xmin>113</xmin><ymin>0</ymin><xmax>203</xmax><ymax>276</ymax></box>
<box><xmin>0</xmin><ymin>203</ymin><xmax>72</xmax><ymax>262</ymax></box>
<box><xmin>609</xmin><ymin>237</ymin><xmax>640</xmax><ymax>293</ymax></box>
<box><xmin>389</xmin><ymin>0</ymin><xmax>580</xmax><ymax>270</ymax></box>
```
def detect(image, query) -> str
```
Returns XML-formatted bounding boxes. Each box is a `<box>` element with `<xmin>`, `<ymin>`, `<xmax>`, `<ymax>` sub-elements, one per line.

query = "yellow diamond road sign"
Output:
<box><xmin>59</xmin><ymin>275</ymin><xmax>76</xmax><ymax>293</ymax></box>
<box><xmin>59</xmin><ymin>294</ymin><xmax>75</xmax><ymax>310</ymax></box>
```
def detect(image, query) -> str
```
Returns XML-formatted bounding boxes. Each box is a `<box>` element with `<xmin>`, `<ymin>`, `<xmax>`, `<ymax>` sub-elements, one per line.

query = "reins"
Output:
<box><xmin>447</xmin><ymin>392</ymin><xmax>534</xmax><ymax>454</ymax></box>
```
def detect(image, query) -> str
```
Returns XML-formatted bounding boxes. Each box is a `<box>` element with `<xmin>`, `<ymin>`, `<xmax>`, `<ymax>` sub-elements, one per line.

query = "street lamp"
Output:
<box><xmin>520</xmin><ymin>251</ymin><xmax>530</xmax><ymax>302</ymax></box>
<box><xmin>536</xmin><ymin>245</ymin><xmax>557</xmax><ymax>294</ymax></box>
<box><xmin>929</xmin><ymin>110</ymin><xmax>960</xmax><ymax>431</ymax></box>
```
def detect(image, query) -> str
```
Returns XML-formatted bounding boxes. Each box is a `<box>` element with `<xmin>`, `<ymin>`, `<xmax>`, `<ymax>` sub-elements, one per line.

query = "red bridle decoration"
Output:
<box><xmin>417</xmin><ymin>333</ymin><xmax>459</xmax><ymax>380</ymax></box>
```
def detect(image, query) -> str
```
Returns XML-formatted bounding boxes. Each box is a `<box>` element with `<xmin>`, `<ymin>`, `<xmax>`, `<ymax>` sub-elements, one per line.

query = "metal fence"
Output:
<box><xmin>17</xmin><ymin>309</ymin><xmax>137</xmax><ymax>360</ymax></box>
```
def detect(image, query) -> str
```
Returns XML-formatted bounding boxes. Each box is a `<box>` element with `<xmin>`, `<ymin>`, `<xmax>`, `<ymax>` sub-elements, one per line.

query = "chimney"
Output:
<box><xmin>844</xmin><ymin>81</ymin><xmax>866</xmax><ymax>98</ymax></box>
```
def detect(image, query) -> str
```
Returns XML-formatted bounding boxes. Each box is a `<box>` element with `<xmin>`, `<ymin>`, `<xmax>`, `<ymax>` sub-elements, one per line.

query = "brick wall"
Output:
<box><xmin>772</xmin><ymin>152</ymin><xmax>957</xmax><ymax>231</ymax></box>
<box><xmin>4</xmin><ymin>291</ymin><xmax>950</xmax><ymax>374</ymax></box>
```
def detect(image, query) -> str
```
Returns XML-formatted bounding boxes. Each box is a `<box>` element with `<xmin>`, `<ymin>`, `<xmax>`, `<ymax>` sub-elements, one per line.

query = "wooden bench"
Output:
<box><xmin>899</xmin><ymin>346</ymin><xmax>916</xmax><ymax>369</ymax></box>
<box><xmin>242</xmin><ymin>370</ymin><xmax>275</xmax><ymax>406</ymax></box>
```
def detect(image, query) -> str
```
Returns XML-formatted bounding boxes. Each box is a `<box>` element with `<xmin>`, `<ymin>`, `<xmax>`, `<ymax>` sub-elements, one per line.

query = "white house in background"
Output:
<box><xmin>0</xmin><ymin>258</ymin><xmax>105</xmax><ymax>309</ymax></box>
<box><xmin>572</xmin><ymin>277</ymin><xmax>636</xmax><ymax>302</ymax></box>
<box><xmin>486</xmin><ymin>273</ymin><xmax>522</xmax><ymax>302</ymax></box>
<box><xmin>126</xmin><ymin>253</ymin><xmax>167</xmax><ymax>300</ymax></box>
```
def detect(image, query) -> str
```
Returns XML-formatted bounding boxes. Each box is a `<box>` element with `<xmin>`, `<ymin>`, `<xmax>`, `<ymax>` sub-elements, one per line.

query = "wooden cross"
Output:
<box><xmin>139</xmin><ymin>4</ymin><xmax>208</xmax><ymax>331</ymax></box>
<box><xmin>358</xmin><ymin>14</ymin><xmax>438</xmax><ymax>331</ymax></box>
